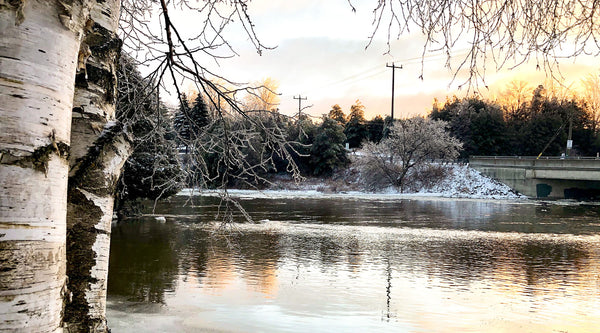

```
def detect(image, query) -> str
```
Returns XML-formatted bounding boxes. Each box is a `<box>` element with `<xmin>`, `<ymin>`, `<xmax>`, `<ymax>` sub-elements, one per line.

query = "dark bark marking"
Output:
<box><xmin>85</xmin><ymin>64</ymin><xmax>116</xmax><ymax>102</ymax></box>
<box><xmin>0</xmin><ymin>55</ymin><xmax>20</xmax><ymax>61</ymax></box>
<box><xmin>75</xmin><ymin>22</ymin><xmax>122</xmax><ymax>103</ymax></box>
<box><xmin>75</xmin><ymin>71</ymin><xmax>88</xmax><ymax>88</ymax></box>
<box><xmin>64</xmin><ymin>189</ymin><xmax>103</xmax><ymax>332</ymax></box>
<box><xmin>0</xmin><ymin>141</ymin><xmax>70</xmax><ymax>174</ymax></box>
<box><xmin>0</xmin><ymin>240</ymin><xmax>62</xmax><ymax>291</ymax></box>
<box><xmin>0</xmin><ymin>76</ymin><xmax>24</xmax><ymax>85</ymax></box>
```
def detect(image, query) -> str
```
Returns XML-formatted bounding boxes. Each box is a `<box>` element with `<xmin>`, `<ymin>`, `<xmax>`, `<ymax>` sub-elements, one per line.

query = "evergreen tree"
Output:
<box><xmin>429</xmin><ymin>96</ymin><xmax>510</xmax><ymax>158</ymax></box>
<box><xmin>519</xmin><ymin>113</ymin><xmax>565</xmax><ymax>156</ymax></box>
<box><xmin>173</xmin><ymin>93</ymin><xmax>192</xmax><ymax>145</ymax></box>
<box><xmin>310</xmin><ymin>117</ymin><xmax>349</xmax><ymax>176</ymax></box>
<box><xmin>190</xmin><ymin>94</ymin><xmax>211</xmax><ymax>132</ymax></box>
<box><xmin>429</xmin><ymin>91</ymin><xmax>599</xmax><ymax>158</ymax></box>
<box><xmin>367</xmin><ymin>115</ymin><xmax>385</xmax><ymax>143</ymax></box>
<box><xmin>469</xmin><ymin>106</ymin><xmax>508</xmax><ymax>156</ymax></box>
<box><xmin>120</xmin><ymin>117</ymin><xmax>183</xmax><ymax>201</ymax></box>
<box><xmin>173</xmin><ymin>93</ymin><xmax>211</xmax><ymax>153</ymax></box>
<box><xmin>382</xmin><ymin>115</ymin><xmax>394</xmax><ymax>139</ymax></box>
<box><xmin>286</xmin><ymin>114</ymin><xmax>318</xmax><ymax>175</ymax></box>
<box><xmin>328</xmin><ymin>104</ymin><xmax>347</xmax><ymax>125</ymax></box>
<box><xmin>344</xmin><ymin>100</ymin><xmax>369</xmax><ymax>148</ymax></box>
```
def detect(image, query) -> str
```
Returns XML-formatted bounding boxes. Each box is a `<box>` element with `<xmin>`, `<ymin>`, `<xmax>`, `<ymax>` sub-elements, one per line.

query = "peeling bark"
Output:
<box><xmin>65</xmin><ymin>125</ymin><xmax>132</xmax><ymax>333</ymax></box>
<box><xmin>0</xmin><ymin>0</ymin><xmax>26</xmax><ymax>25</ymax></box>
<box><xmin>1</xmin><ymin>0</ymin><xmax>118</xmax><ymax>331</ymax></box>
<box><xmin>63</xmin><ymin>1</ymin><xmax>130</xmax><ymax>332</ymax></box>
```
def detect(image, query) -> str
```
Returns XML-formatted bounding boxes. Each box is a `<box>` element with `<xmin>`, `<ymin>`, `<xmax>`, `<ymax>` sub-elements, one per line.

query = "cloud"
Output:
<box><xmin>167</xmin><ymin>1</ymin><xmax>600</xmax><ymax>120</ymax></box>
<box><xmin>216</xmin><ymin>35</ymin><xmax>458</xmax><ymax>116</ymax></box>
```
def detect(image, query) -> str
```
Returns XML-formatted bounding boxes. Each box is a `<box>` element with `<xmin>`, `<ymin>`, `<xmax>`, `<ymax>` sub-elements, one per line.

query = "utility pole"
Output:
<box><xmin>294</xmin><ymin>95</ymin><xmax>308</xmax><ymax>139</ymax></box>
<box><xmin>566</xmin><ymin>114</ymin><xmax>573</xmax><ymax>158</ymax></box>
<box><xmin>294</xmin><ymin>95</ymin><xmax>307</xmax><ymax>119</ymax></box>
<box><xmin>386</xmin><ymin>63</ymin><xmax>403</xmax><ymax>119</ymax></box>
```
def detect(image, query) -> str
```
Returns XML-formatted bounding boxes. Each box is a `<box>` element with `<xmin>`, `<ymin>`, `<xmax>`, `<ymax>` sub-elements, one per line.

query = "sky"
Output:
<box><xmin>168</xmin><ymin>0</ymin><xmax>598</xmax><ymax>120</ymax></box>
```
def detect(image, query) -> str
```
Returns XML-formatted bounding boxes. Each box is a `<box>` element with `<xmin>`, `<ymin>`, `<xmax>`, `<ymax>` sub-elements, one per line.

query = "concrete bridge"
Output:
<box><xmin>469</xmin><ymin>156</ymin><xmax>600</xmax><ymax>199</ymax></box>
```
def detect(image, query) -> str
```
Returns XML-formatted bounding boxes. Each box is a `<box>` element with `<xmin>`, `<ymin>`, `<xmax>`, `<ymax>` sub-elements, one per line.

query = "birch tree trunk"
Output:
<box><xmin>0</xmin><ymin>1</ymin><xmax>80</xmax><ymax>332</ymax></box>
<box><xmin>63</xmin><ymin>2</ymin><xmax>131</xmax><ymax>331</ymax></box>
<box><xmin>0</xmin><ymin>1</ymin><xmax>104</xmax><ymax>331</ymax></box>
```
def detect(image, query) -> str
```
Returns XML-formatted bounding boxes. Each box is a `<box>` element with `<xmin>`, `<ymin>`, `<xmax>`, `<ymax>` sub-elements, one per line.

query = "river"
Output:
<box><xmin>106</xmin><ymin>192</ymin><xmax>600</xmax><ymax>332</ymax></box>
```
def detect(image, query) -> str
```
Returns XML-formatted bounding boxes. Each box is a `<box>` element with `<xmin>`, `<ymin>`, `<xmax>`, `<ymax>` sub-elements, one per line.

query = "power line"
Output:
<box><xmin>304</xmin><ymin>49</ymin><xmax>471</xmax><ymax>95</ymax></box>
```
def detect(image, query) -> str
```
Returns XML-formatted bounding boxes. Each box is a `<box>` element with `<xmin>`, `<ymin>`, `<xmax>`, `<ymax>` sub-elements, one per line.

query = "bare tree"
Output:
<box><xmin>244</xmin><ymin>77</ymin><xmax>281</xmax><ymax>112</ymax></box>
<box><xmin>497</xmin><ymin>80</ymin><xmax>533</xmax><ymax>121</ymax></box>
<box><xmin>360</xmin><ymin>118</ymin><xmax>462</xmax><ymax>192</ymax></box>
<box><xmin>119</xmin><ymin>1</ymin><xmax>302</xmax><ymax>192</ymax></box>
<box><xmin>580</xmin><ymin>72</ymin><xmax>600</xmax><ymax>132</ymax></box>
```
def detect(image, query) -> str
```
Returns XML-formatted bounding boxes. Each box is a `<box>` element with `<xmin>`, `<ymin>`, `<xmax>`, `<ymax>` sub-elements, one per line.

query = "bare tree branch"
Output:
<box><xmin>363</xmin><ymin>0</ymin><xmax>600</xmax><ymax>90</ymax></box>
<box><xmin>117</xmin><ymin>0</ymin><xmax>303</xmax><ymax>222</ymax></box>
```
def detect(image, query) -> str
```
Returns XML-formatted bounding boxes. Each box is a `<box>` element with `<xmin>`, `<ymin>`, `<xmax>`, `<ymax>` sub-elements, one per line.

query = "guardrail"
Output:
<box><xmin>470</xmin><ymin>156</ymin><xmax>600</xmax><ymax>161</ymax></box>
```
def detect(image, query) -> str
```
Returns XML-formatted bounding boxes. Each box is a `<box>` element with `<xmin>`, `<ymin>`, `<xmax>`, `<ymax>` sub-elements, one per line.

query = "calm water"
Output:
<box><xmin>106</xmin><ymin>194</ymin><xmax>600</xmax><ymax>332</ymax></box>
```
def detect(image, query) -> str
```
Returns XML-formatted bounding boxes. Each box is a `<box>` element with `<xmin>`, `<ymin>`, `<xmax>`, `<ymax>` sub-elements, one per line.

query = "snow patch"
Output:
<box><xmin>414</xmin><ymin>164</ymin><xmax>524</xmax><ymax>199</ymax></box>
<box><xmin>178</xmin><ymin>164</ymin><xmax>526</xmax><ymax>201</ymax></box>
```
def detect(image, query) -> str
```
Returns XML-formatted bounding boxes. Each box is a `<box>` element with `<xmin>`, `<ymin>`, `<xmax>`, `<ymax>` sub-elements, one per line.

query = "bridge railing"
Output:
<box><xmin>470</xmin><ymin>156</ymin><xmax>600</xmax><ymax>161</ymax></box>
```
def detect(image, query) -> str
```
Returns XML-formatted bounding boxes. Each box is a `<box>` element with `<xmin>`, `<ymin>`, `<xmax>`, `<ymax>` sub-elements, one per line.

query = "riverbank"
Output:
<box><xmin>179</xmin><ymin>164</ymin><xmax>526</xmax><ymax>201</ymax></box>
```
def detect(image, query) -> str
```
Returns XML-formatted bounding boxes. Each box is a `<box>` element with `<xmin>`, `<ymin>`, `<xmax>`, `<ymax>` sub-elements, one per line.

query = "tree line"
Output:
<box><xmin>119</xmin><ymin>68</ymin><xmax>600</xmax><ymax>207</ymax></box>
<box><xmin>117</xmin><ymin>60</ymin><xmax>462</xmax><ymax>201</ymax></box>
<box><xmin>431</xmin><ymin>84</ymin><xmax>600</xmax><ymax>159</ymax></box>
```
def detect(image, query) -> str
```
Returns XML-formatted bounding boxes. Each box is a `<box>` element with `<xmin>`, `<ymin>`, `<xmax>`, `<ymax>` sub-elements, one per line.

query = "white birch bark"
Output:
<box><xmin>0</xmin><ymin>1</ymin><xmax>92</xmax><ymax>331</ymax></box>
<box><xmin>65</xmin><ymin>126</ymin><xmax>131</xmax><ymax>333</ymax></box>
<box><xmin>64</xmin><ymin>1</ymin><xmax>128</xmax><ymax>332</ymax></box>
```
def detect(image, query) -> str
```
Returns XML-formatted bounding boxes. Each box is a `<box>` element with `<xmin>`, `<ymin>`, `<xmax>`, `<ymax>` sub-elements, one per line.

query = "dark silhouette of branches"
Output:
<box><xmin>355</xmin><ymin>0</ymin><xmax>600</xmax><ymax>90</ymax></box>
<box><xmin>117</xmin><ymin>1</ymin><xmax>303</xmax><ymax>220</ymax></box>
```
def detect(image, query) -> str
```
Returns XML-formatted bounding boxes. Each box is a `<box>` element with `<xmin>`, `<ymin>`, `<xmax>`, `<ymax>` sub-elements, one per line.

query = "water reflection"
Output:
<box><xmin>108</xmin><ymin>219</ymin><xmax>178</xmax><ymax>303</ymax></box>
<box><xmin>107</xmin><ymin>196</ymin><xmax>600</xmax><ymax>332</ymax></box>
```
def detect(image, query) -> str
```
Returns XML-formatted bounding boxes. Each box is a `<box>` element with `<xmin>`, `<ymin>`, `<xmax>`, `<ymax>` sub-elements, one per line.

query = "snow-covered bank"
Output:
<box><xmin>412</xmin><ymin>164</ymin><xmax>525</xmax><ymax>199</ymax></box>
<box><xmin>178</xmin><ymin>164</ymin><xmax>526</xmax><ymax>201</ymax></box>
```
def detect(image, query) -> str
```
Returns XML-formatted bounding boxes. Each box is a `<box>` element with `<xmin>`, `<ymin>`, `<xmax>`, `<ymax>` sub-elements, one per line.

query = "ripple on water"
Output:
<box><xmin>108</xmin><ymin>197</ymin><xmax>600</xmax><ymax>332</ymax></box>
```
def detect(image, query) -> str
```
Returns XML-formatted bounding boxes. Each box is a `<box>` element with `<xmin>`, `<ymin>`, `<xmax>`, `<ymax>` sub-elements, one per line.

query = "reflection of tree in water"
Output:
<box><xmin>279</xmin><ymin>233</ymin><xmax>367</xmax><ymax>273</ymax></box>
<box><xmin>396</xmin><ymin>235</ymin><xmax>593</xmax><ymax>293</ymax></box>
<box><xmin>234</xmin><ymin>231</ymin><xmax>281</xmax><ymax>294</ymax></box>
<box><xmin>346</xmin><ymin>237</ymin><xmax>363</xmax><ymax>274</ymax></box>
<box><xmin>108</xmin><ymin>198</ymin><xmax>600</xmax><ymax>309</ymax></box>
<box><xmin>513</xmin><ymin>239</ymin><xmax>589</xmax><ymax>290</ymax></box>
<box><xmin>418</xmin><ymin>238</ymin><xmax>501</xmax><ymax>284</ymax></box>
<box><xmin>176</xmin><ymin>227</ymin><xmax>369</xmax><ymax>291</ymax></box>
<box><xmin>414</xmin><ymin>200</ymin><xmax>514</xmax><ymax>230</ymax></box>
<box><xmin>176</xmin><ymin>228</ymin><xmax>282</xmax><ymax>295</ymax></box>
<box><xmin>175</xmin><ymin>228</ymin><xmax>212</xmax><ymax>288</ymax></box>
<box><xmin>108</xmin><ymin>219</ymin><xmax>179</xmax><ymax>303</ymax></box>
<box><xmin>383</xmin><ymin>251</ymin><xmax>392</xmax><ymax>322</ymax></box>
<box><xmin>414</xmin><ymin>200</ymin><xmax>600</xmax><ymax>235</ymax></box>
